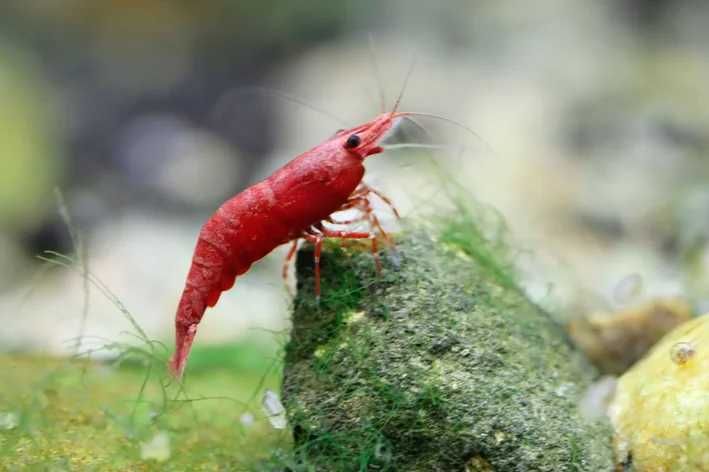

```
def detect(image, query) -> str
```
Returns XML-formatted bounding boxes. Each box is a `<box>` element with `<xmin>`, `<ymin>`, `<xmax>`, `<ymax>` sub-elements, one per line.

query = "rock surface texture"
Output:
<box><xmin>610</xmin><ymin>314</ymin><xmax>709</xmax><ymax>471</ymax></box>
<box><xmin>282</xmin><ymin>228</ymin><xmax>613</xmax><ymax>471</ymax></box>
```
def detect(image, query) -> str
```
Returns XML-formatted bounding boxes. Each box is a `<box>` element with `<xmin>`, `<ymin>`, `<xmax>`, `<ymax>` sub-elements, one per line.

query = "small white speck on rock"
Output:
<box><xmin>669</xmin><ymin>341</ymin><xmax>696</xmax><ymax>365</ymax></box>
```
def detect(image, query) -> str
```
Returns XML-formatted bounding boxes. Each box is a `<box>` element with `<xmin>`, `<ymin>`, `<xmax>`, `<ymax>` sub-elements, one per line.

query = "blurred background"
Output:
<box><xmin>2</xmin><ymin>0</ymin><xmax>709</xmax><ymax>354</ymax></box>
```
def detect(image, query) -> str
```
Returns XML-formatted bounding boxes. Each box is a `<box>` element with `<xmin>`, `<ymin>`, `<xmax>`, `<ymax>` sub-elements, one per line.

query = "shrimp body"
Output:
<box><xmin>170</xmin><ymin>112</ymin><xmax>399</xmax><ymax>378</ymax></box>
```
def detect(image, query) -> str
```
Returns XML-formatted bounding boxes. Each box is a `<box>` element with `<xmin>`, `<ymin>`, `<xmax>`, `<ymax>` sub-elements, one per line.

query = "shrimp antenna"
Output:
<box><xmin>384</xmin><ymin>143</ymin><xmax>462</xmax><ymax>152</ymax></box>
<box><xmin>391</xmin><ymin>53</ymin><xmax>418</xmax><ymax>116</ymax></box>
<box><xmin>368</xmin><ymin>33</ymin><xmax>387</xmax><ymax>113</ymax></box>
<box><xmin>228</xmin><ymin>86</ymin><xmax>349</xmax><ymax>127</ymax></box>
<box><xmin>393</xmin><ymin>118</ymin><xmax>468</xmax><ymax>156</ymax></box>
<box><xmin>402</xmin><ymin>116</ymin><xmax>434</xmax><ymax>142</ymax></box>
<box><xmin>399</xmin><ymin>111</ymin><xmax>497</xmax><ymax>156</ymax></box>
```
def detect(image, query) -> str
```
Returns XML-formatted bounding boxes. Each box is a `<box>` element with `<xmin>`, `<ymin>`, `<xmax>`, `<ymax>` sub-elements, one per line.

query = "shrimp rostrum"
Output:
<box><xmin>170</xmin><ymin>108</ymin><xmax>425</xmax><ymax>378</ymax></box>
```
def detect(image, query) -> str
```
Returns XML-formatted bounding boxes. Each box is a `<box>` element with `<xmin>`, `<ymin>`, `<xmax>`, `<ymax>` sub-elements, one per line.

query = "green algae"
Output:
<box><xmin>0</xmin><ymin>342</ymin><xmax>284</xmax><ymax>471</ymax></box>
<box><xmin>282</xmin><ymin>225</ymin><xmax>613</xmax><ymax>471</ymax></box>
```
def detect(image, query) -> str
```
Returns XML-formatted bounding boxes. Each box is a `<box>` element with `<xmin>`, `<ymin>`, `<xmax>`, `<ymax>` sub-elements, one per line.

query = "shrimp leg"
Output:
<box><xmin>304</xmin><ymin>225</ymin><xmax>370</xmax><ymax>302</ymax></box>
<box><xmin>302</xmin><ymin>230</ymin><xmax>324</xmax><ymax>303</ymax></box>
<box><xmin>351</xmin><ymin>183</ymin><xmax>400</xmax><ymax>219</ymax></box>
<box><xmin>282</xmin><ymin>239</ymin><xmax>299</xmax><ymax>294</ymax></box>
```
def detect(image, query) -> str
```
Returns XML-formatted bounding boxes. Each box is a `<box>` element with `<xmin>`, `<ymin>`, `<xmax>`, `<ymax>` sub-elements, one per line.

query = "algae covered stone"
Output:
<box><xmin>282</xmin><ymin>228</ymin><xmax>613</xmax><ymax>471</ymax></box>
<box><xmin>610</xmin><ymin>314</ymin><xmax>709</xmax><ymax>471</ymax></box>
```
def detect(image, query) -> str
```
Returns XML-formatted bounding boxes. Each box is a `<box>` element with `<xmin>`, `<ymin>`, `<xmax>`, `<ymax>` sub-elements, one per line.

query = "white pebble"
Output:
<box><xmin>262</xmin><ymin>390</ymin><xmax>287</xmax><ymax>429</ymax></box>
<box><xmin>140</xmin><ymin>431</ymin><xmax>171</xmax><ymax>462</ymax></box>
<box><xmin>0</xmin><ymin>412</ymin><xmax>19</xmax><ymax>430</ymax></box>
<box><xmin>240</xmin><ymin>412</ymin><xmax>255</xmax><ymax>427</ymax></box>
<box><xmin>579</xmin><ymin>375</ymin><xmax>618</xmax><ymax>420</ymax></box>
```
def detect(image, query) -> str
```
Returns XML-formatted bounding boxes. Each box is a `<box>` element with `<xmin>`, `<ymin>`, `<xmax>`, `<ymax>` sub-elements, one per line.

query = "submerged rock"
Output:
<box><xmin>282</xmin><ymin>228</ymin><xmax>613</xmax><ymax>471</ymax></box>
<box><xmin>610</xmin><ymin>314</ymin><xmax>709</xmax><ymax>471</ymax></box>
<box><xmin>569</xmin><ymin>298</ymin><xmax>693</xmax><ymax>374</ymax></box>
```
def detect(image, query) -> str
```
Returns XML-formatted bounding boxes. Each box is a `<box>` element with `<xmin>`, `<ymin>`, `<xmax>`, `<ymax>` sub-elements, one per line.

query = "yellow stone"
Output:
<box><xmin>609</xmin><ymin>315</ymin><xmax>709</xmax><ymax>471</ymax></box>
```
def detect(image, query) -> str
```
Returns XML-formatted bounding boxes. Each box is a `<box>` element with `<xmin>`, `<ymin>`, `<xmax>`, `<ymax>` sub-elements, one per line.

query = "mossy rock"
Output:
<box><xmin>282</xmin><ymin>226</ymin><xmax>613</xmax><ymax>471</ymax></box>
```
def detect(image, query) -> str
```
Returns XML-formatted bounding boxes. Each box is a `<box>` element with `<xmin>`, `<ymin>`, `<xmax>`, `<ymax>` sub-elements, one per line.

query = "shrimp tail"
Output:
<box><xmin>169</xmin><ymin>322</ymin><xmax>196</xmax><ymax>378</ymax></box>
<box><xmin>169</xmin><ymin>287</ymin><xmax>206</xmax><ymax>379</ymax></box>
<box><xmin>169</xmin><ymin>228</ymin><xmax>238</xmax><ymax>379</ymax></box>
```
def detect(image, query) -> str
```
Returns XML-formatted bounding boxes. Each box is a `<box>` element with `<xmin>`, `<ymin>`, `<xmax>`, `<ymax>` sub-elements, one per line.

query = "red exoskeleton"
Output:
<box><xmin>169</xmin><ymin>104</ymin><xmax>432</xmax><ymax>378</ymax></box>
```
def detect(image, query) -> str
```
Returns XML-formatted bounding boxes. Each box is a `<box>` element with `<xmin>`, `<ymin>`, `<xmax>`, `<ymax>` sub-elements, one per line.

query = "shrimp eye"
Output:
<box><xmin>344</xmin><ymin>134</ymin><xmax>361</xmax><ymax>149</ymax></box>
